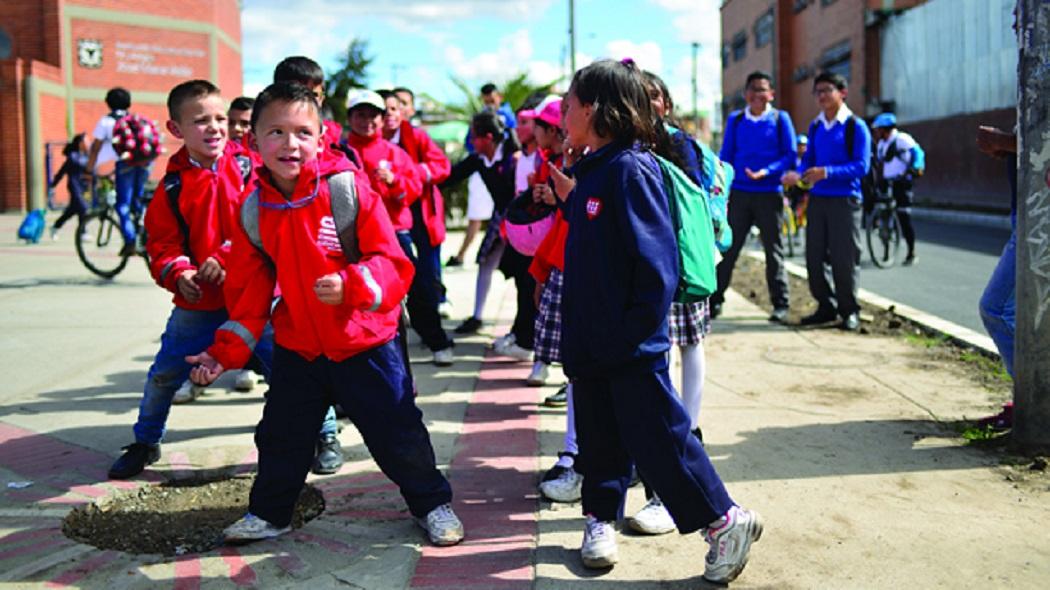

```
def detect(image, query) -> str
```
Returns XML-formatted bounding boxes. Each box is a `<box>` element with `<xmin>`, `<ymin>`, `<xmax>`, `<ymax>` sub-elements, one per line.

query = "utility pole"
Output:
<box><xmin>691</xmin><ymin>42</ymin><xmax>700</xmax><ymax>137</ymax></box>
<box><xmin>1014</xmin><ymin>0</ymin><xmax>1050</xmax><ymax>452</ymax></box>
<box><xmin>569</xmin><ymin>0</ymin><xmax>577</xmax><ymax>76</ymax></box>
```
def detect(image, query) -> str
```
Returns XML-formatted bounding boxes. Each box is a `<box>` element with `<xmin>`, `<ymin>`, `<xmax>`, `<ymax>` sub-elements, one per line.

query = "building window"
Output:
<box><xmin>821</xmin><ymin>0</ymin><xmax>839</xmax><ymax>6</ymax></box>
<box><xmin>754</xmin><ymin>10</ymin><xmax>774</xmax><ymax>49</ymax></box>
<box><xmin>0</xmin><ymin>28</ymin><xmax>11</xmax><ymax>60</ymax></box>
<box><xmin>731</xmin><ymin>31</ymin><xmax>747</xmax><ymax>62</ymax></box>
<box><xmin>793</xmin><ymin>0</ymin><xmax>811</xmax><ymax>13</ymax></box>
<box><xmin>721</xmin><ymin>43</ymin><xmax>730</xmax><ymax>70</ymax></box>
<box><xmin>820</xmin><ymin>40</ymin><xmax>851</xmax><ymax>81</ymax></box>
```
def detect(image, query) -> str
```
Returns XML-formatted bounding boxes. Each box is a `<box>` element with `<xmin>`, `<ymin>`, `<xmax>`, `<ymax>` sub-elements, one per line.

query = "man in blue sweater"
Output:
<box><xmin>713</xmin><ymin>71</ymin><xmax>798</xmax><ymax>323</ymax></box>
<box><xmin>782</xmin><ymin>72</ymin><xmax>871</xmax><ymax>331</ymax></box>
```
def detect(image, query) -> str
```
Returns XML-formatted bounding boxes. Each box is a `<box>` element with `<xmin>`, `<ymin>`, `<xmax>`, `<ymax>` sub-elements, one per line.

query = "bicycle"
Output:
<box><xmin>75</xmin><ymin>173</ymin><xmax>153</xmax><ymax>279</ymax></box>
<box><xmin>865</xmin><ymin>191</ymin><xmax>901</xmax><ymax>268</ymax></box>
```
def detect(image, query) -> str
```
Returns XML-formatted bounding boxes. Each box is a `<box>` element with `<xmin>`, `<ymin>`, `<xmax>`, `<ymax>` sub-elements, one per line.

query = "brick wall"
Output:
<box><xmin>0</xmin><ymin>2</ymin><xmax>48</xmax><ymax>64</ymax></box>
<box><xmin>0</xmin><ymin>60</ymin><xmax>28</xmax><ymax>212</ymax></box>
<box><xmin>721</xmin><ymin>0</ymin><xmax>777</xmax><ymax>117</ymax></box>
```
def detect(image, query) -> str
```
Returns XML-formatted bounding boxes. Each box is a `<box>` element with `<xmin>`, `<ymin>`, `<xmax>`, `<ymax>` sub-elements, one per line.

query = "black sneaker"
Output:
<box><xmin>692</xmin><ymin>426</ymin><xmax>704</xmax><ymax>445</ymax></box>
<box><xmin>840</xmin><ymin>312</ymin><xmax>860</xmax><ymax>332</ymax></box>
<box><xmin>453</xmin><ymin>316</ymin><xmax>483</xmax><ymax>334</ymax></box>
<box><xmin>541</xmin><ymin>452</ymin><xmax>577</xmax><ymax>482</ymax></box>
<box><xmin>543</xmin><ymin>384</ymin><xmax>569</xmax><ymax>407</ymax></box>
<box><xmin>799</xmin><ymin>309</ymin><xmax>837</xmax><ymax>325</ymax></box>
<box><xmin>903</xmin><ymin>253</ymin><xmax>918</xmax><ymax>266</ymax></box>
<box><xmin>446</xmin><ymin>256</ymin><xmax>463</xmax><ymax>268</ymax></box>
<box><xmin>710</xmin><ymin>302</ymin><xmax>723</xmax><ymax>319</ymax></box>
<box><xmin>768</xmin><ymin>307</ymin><xmax>789</xmax><ymax>323</ymax></box>
<box><xmin>311</xmin><ymin>434</ymin><xmax>344</xmax><ymax>475</ymax></box>
<box><xmin>108</xmin><ymin>442</ymin><xmax>161</xmax><ymax>479</ymax></box>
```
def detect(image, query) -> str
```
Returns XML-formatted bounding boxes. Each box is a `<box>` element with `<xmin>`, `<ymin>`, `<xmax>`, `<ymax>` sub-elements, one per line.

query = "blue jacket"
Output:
<box><xmin>560</xmin><ymin>141</ymin><xmax>676</xmax><ymax>378</ymax></box>
<box><xmin>719</xmin><ymin>108</ymin><xmax>797</xmax><ymax>193</ymax></box>
<box><xmin>802</xmin><ymin>115</ymin><xmax>872</xmax><ymax>199</ymax></box>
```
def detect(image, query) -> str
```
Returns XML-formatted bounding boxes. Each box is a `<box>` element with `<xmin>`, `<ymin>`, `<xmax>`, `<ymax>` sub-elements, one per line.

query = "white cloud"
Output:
<box><xmin>604</xmin><ymin>40</ymin><xmax>663</xmax><ymax>75</ymax></box>
<box><xmin>647</xmin><ymin>0</ymin><xmax>721</xmax><ymax>46</ymax></box>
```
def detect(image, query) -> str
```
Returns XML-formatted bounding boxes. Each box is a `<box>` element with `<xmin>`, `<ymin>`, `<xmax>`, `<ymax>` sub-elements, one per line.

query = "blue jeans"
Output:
<box><xmin>133</xmin><ymin>308</ymin><xmax>274</xmax><ymax>444</ymax></box>
<box><xmin>115</xmin><ymin>161</ymin><xmax>149</xmax><ymax>245</ymax></box>
<box><xmin>979</xmin><ymin>230</ymin><xmax>1016</xmax><ymax>377</ymax></box>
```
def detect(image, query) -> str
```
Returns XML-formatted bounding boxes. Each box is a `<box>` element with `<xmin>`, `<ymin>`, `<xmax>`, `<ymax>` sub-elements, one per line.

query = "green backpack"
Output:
<box><xmin>654</xmin><ymin>154</ymin><xmax>718</xmax><ymax>303</ymax></box>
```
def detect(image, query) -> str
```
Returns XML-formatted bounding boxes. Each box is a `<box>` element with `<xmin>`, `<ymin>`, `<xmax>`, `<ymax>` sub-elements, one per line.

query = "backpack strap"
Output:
<box><xmin>328</xmin><ymin>171</ymin><xmax>361</xmax><ymax>263</ymax></box>
<box><xmin>234</xmin><ymin>154</ymin><xmax>253</xmax><ymax>186</ymax></box>
<box><xmin>845</xmin><ymin>116</ymin><xmax>858</xmax><ymax>160</ymax></box>
<box><xmin>239</xmin><ymin>188</ymin><xmax>274</xmax><ymax>267</ymax></box>
<box><xmin>163</xmin><ymin>171</ymin><xmax>195</xmax><ymax>264</ymax></box>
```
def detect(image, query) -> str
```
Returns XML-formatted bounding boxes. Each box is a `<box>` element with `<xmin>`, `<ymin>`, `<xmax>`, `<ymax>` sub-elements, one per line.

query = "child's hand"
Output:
<box><xmin>745</xmin><ymin>167</ymin><xmax>768</xmax><ymax>181</ymax></box>
<box><xmin>781</xmin><ymin>171</ymin><xmax>801</xmax><ymax>187</ymax></box>
<box><xmin>376</xmin><ymin>168</ymin><xmax>396</xmax><ymax>186</ymax></box>
<box><xmin>533</xmin><ymin>183</ymin><xmax>555</xmax><ymax>205</ymax></box>
<box><xmin>314</xmin><ymin>273</ymin><xmax>344</xmax><ymax>305</ymax></box>
<box><xmin>197</xmin><ymin>257</ymin><xmax>225</xmax><ymax>285</ymax></box>
<box><xmin>177</xmin><ymin>270</ymin><xmax>203</xmax><ymax>303</ymax></box>
<box><xmin>186</xmin><ymin>352</ymin><xmax>224</xmax><ymax>386</ymax></box>
<box><xmin>548</xmin><ymin>163</ymin><xmax>576</xmax><ymax>202</ymax></box>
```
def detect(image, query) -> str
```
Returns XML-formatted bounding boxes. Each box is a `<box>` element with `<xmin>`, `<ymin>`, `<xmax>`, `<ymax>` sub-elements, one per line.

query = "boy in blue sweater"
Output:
<box><xmin>782</xmin><ymin>72</ymin><xmax>871</xmax><ymax>331</ymax></box>
<box><xmin>714</xmin><ymin>71</ymin><xmax>797</xmax><ymax>323</ymax></box>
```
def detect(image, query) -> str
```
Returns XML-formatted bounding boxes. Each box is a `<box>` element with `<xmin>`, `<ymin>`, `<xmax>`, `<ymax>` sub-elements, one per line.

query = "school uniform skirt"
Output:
<box><xmin>668</xmin><ymin>298</ymin><xmax>711</xmax><ymax>346</ymax></box>
<box><xmin>533</xmin><ymin>268</ymin><xmax>564</xmax><ymax>364</ymax></box>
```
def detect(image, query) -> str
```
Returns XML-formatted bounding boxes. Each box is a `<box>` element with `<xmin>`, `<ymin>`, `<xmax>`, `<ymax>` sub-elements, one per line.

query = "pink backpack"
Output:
<box><xmin>502</xmin><ymin>193</ymin><xmax>556</xmax><ymax>256</ymax></box>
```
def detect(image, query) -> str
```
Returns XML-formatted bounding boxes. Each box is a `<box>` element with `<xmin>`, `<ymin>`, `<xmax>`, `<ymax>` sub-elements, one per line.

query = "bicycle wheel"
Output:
<box><xmin>76</xmin><ymin>210</ymin><xmax>130</xmax><ymax>279</ymax></box>
<box><xmin>866</xmin><ymin>209</ymin><xmax>901</xmax><ymax>269</ymax></box>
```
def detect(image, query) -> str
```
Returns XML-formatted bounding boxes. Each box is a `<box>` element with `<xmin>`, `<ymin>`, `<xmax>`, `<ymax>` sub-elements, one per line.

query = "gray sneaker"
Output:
<box><xmin>223</xmin><ymin>513</ymin><xmax>291</xmax><ymax>544</ymax></box>
<box><xmin>702</xmin><ymin>506</ymin><xmax>763</xmax><ymax>584</ymax></box>
<box><xmin>415</xmin><ymin>503</ymin><xmax>464</xmax><ymax>546</ymax></box>
<box><xmin>580</xmin><ymin>515</ymin><xmax>618</xmax><ymax>569</ymax></box>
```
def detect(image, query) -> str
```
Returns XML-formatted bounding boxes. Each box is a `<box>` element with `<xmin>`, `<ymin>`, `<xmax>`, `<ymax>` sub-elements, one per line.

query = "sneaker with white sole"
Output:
<box><xmin>539</xmin><ymin>465</ymin><xmax>582</xmax><ymax>502</ymax></box>
<box><xmin>491</xmin><ymin>332</ymin><xmax>516</xmax><ymax>352</ymax></box>
<box><xmin>526</xmin><ymin>363</ymin><xmax>549</xmax><ymax>386</ymax></box>
<box><xmin>497</xmin><ymin>343</ymin><xmax>533</xmax><ymax>362</ymax></box>
<box><xmin>702</xmin><ymin>505</ymin><xmax>763</xmax><ymax>584</ymax></box>
<box><xmin>415</xmin><ymin>503</ymin><xmax>464</xmax><ymax>546</ymax></box>
<box><xmin>233</xmin><ymin>370</ymin><xmax>258</xmax><ymax>392</ymax></box>
<box><xmin>433</xmin><ymin>347</ymin><xmax>454</xmax><ymax>367</ymax></box>
<box><xmin>580</xmin><ymin>515</ymin><xmax>618</xmax><ymax>569</ymax></box>
<box><xmin>223</xmin><ymin>513</ymin><xmax>291</xmax><ymax>544</ymax></box>
<box><xmin>627</xmin><ymin>495</ymin><xmax>675</xmax><ymax>535</ymax></box>
<box><xmin>172</xmin><ymin>380</ymin><xmax>204</xmax><ymax>404</ymax></box>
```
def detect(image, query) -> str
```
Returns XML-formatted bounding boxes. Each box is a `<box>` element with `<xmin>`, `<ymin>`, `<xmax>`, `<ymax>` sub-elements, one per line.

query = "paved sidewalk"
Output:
<box><xmin>1</xmin><ymin>213</ymin><xmax>1048</xmax><ymax>588</ymax></box>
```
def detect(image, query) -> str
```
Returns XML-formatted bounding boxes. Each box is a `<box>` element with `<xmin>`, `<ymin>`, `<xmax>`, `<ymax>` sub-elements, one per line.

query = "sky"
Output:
<box><xmin>241</xmin><ymin>0</ymin><xmax>722</xmax><ymax>120</ymax></box>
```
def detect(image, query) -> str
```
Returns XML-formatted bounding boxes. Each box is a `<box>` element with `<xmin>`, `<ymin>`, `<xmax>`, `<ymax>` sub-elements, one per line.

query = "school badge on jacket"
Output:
<box><xmin>585</xmin><ymin>197</ymin><xmax>602</xmax><ymax>220</ymax></box>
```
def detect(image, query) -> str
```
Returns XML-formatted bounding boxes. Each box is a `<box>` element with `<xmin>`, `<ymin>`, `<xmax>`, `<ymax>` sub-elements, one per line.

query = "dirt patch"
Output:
<box><xmin>62</xmin><ymin>475</ymin><xmax>325</xmax><ymax>555</ymax></box>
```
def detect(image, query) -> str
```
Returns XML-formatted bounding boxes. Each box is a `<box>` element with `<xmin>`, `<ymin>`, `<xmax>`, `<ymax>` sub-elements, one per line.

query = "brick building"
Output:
<box><xmin>0</xmin><ymin>0</ymin><xmax>243</xmax><ymax>212</ymax></box>
<box><xmin>721</xmin><ymin>0</ymin><xmax>1017</xmax><ymax>212</ymax></box>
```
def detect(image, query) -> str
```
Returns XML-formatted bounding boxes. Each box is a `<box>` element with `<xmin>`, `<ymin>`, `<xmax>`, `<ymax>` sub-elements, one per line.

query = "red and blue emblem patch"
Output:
<box><xmin>586</xmin><ymin>197</ymin><xmax>602</xmax><ymax>220</ymax></box>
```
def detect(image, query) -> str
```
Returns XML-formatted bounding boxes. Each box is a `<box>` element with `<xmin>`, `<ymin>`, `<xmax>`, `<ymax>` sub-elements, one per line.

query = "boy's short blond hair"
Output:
<box><xmin>167</xmin><ymin>79</ymin><xmax>222</xmax><ymax>122</ymax></box>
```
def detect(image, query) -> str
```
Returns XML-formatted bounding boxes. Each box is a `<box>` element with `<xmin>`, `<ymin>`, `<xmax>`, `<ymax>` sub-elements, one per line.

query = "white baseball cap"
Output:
<box><xmin>346</xmin><ymin>89</ymin><xmax>386</xmax><ymax>113</ymax></box>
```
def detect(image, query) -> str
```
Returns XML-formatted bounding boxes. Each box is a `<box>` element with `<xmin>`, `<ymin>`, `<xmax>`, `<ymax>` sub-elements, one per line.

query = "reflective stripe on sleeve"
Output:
<box><xmin>217</xmin><ymin>320</ymin><xmax>257</xmax><ymax>352</ymax></box>
<box><xmin>356</xmin><ymin>265</ymin><xmax>382</xmax><ymax>312</ymax></box>
<box><xmin>160</xmin><ymin>256</ymin><xmax>191</xmax><ymax>284</ymax></box>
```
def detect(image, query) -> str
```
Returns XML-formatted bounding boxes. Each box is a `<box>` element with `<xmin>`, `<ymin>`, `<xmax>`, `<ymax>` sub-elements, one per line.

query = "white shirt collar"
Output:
<box><xmin>818</xmin><ymin>103</ymin><xmax>852</xmax><ymax>130</ymax></box>
<box><xmin>743</xmin><ymin>103</ymin><xmax>774</xmax><ymax>123</ymax></box>
<box><xmin>391</xmin><ymin>127</ymin><xmax>401</xmax><ymax>144</ymax></box>
<box><xmin>480</xmin><ymin>142</ymin><xmax>504</xmax><ymax>167</ymax></box>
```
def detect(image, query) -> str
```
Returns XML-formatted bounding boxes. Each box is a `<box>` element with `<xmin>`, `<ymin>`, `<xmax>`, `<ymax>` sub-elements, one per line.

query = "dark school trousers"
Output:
<box><xmin>397</xmin><ymin>231</ymin><xmax>453</xmax><ymax>352</ymax></box>
<box><xmin>410</xmin><ymin>202</ymin><xmax>447</xmax><ymax>305</ymax></box>
<box><xmin>712</xmin><ymin>190</ymin><xmax>790</xmax><ymax>310</ymax></box>
<box><xmin>249</xmin><ymin>340</ymin><xmax>452</xmax><ymax>528</ymax></box>
<box><xmin>573</xmin><ymin>364</ymin><xmax>734</xmax><ymax>533</ymax></box>
<box><xmin>805</xmin><ymin>196</ymin><xmax>863</xmax><ymax>317</ymax></box>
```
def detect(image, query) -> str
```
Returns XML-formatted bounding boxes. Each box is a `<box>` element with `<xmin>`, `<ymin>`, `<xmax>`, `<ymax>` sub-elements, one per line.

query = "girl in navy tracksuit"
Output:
<box><xmin>554</xmin><ymin>59</ymin><xmax>761</xmax><ymax>584</ymax></box>
<box><xmin>48</xmin><ymin>134</ymin><xmax>90</xmax><ymax>239</ymax></box>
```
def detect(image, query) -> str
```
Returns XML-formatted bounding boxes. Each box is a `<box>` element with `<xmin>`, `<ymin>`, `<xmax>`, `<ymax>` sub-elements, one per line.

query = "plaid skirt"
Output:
<box><xmin>533</xmin><ymin>268</ymin><xmax>564</xmax><ymax>364</ymax></box>
<box><xmin>669</xmin><ymin>298</ymin><xmax>711</xmax><ymax>346</ymax></box>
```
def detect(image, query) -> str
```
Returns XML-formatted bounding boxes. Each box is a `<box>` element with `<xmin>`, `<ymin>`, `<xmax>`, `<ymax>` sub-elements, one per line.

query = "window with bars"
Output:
<box><xmin>731</xmin><ymin>31</ymin><xmax>747</xmax><ymax>62</ymax></box>
<box><xmin>754</xmin><ymin>10</ymin><xmax>774</xmax><ymax>48</ymax></box>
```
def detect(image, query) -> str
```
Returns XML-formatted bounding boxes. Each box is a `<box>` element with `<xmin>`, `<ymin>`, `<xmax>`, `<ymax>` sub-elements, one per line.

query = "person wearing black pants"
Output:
<box><xmin>49</xmin><ymin>134</ymin><xmax>90</xmax><ymax>240</ymax></box>
<box><xmin>713</xmin><ymin>191</ymin><xmax>790</xmax><ymax>315</ymax></box>
<box><xmin>872</xmin><ymin>112</ymin><xmax>926</xmax><ymax>266</ymax></box>
<box><xmin>804</xmin><ymin>196</ymin><xmax>864</xmax><ymax>323</ymax></box>
<box><xmin>396</xmin><ymin>231</ymin><xmax>455</xmax><ymax>365</ymax></box>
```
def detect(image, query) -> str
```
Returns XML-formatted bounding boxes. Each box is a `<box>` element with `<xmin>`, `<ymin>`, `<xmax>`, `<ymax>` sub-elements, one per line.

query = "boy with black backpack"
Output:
<box><xmin>108</xmin><ymin>80</ymin><xmax>270</xmax><ymax>479</ymax></box>
<box><xmin>781</xmin><ymin>72</ymin><xmax>872</xmax><ymax>332</ymax></box>
<box><xmin>186</xmin><ymin>82</ymin><xmax>463</xmax><ymax>547</ymax></box>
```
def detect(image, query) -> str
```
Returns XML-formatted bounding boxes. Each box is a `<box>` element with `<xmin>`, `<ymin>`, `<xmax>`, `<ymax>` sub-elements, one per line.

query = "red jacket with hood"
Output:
<box><xmin>346</xmin><ymin>132</ymin><xmax>423</xmax><ymax>231</ymax></box>
<box><xmin>206</xmin><ymin>149</ymin><xmax>414</xmax><ymax>369</ymax></box>
<box><xmin>145</xmin><ymin>141</ymin><xmax>250</xmax><ymax>311</ymax></box>
<box><xmin>394</xmin><ymin>120</ymin><xmax>451</xmax><ymax>246</ymax></box>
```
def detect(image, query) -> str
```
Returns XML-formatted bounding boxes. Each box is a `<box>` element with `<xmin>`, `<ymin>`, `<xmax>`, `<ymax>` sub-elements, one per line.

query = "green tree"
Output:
<box><xmin>424</xmin><ymin>72</ymin><xmax>560</xmax><ymax>121</ymax></box>
<box><xmin>325</xmin><ymin>38</ymin><xmax>373</xmax><ymax>126</ymax></box>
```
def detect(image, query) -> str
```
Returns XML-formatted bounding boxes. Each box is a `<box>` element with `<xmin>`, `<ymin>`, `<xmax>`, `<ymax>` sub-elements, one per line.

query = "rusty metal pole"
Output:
<box><xmin>1013</xmin><ymin>0</ymin><xmax>1050</xmax><ymax>452</ymax></box>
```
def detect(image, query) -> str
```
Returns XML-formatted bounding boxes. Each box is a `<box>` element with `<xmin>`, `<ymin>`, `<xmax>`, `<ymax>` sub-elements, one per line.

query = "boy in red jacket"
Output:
<box><xmin>187</xmin><ymin>82</ymin><xmax>463</xmax><ymax>546</ymax></box>
<box><xmin>108</xmin><ymin>80</ymin><xmax>272</xmax><ymax>480</ymax></box>
<box><xmin>346</xmin><ymin>89</ymin><xmax>455</xmax><ymax>366</ymax></box>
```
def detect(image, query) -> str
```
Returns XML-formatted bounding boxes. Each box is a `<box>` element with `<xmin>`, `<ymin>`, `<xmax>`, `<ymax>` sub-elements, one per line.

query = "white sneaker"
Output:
<box><xmin>172</xmin><ymin>380</ymin><xmax>204</xmax><ymax>404</ymax></box>
<box><xmin>526</xmin><ymin>363</ymin><xmax>549</xmax><ymax>386</ymax></box>
<box><xmin>580</xmin><ymin>515</ymin><xmax>618</xmax><ymax>569</ymax></box>
<box><xmin>491</xmin><ymin>332</ymin><xmax>516</xmax><ymax>352</ymax></box>
<box><xmin>49</xmin><ymin>227</ymin><xmax>59</xmax><ymax>241</ymax></box>
<box><xmin>233</xmin><ymin>370</ymin><xmax>258</xmax><ymax>392</ymax></box>
<box><xmin>498</xmin><ymin>343</ymin><xmax>533</xmax><ymax>362</ymax></box>
<box><xmin>438</xmin><ymin>301</ymin><xmax>453</xmax><ymax>319</ymax></box>
<box><xmin>415</xmin><ymin>503</ymin><xmax>464</xmax><ymax>546</ymax></box>
<box><xmin>433</xmin><ymin>347</ymin><xmax>454</xmax><ymax>367</ymax></box>
<box><xmin>223</xmin><ymin>513</ymin><xmax>291</xmax><ymax>544</ymax></box>
<box><xmin>627</xmin><ymin>495</ymin><xmax>675</xmax><ymax>535</ymax></box>
<box><xmin>539</xmin><ymin>466</ymin><xmax>582</xmax><ymax>502</ymax></box>
<box><xmin>703</xmin><ymin>506</ymin><xmax>763</xmax><ymax>584</ymax></box>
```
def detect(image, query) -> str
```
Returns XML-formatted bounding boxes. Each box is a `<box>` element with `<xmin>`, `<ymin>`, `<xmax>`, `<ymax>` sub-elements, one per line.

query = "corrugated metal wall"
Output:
<box><xmin>880</xmin><ymin>0</ymin><xmax>1017</xmax><ymax>124</ymax></box>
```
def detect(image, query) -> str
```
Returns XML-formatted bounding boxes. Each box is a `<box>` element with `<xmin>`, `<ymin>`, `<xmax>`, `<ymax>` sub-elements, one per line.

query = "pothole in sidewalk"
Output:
<box><xmin>762</xmin><ymin>347</ymin><xmax>888</xmax><ymax>369</ymax></box>
<box><xmin>62</xmin><ymin>474</ymin><xmax>325</xmax><ymax>556</ymax></box>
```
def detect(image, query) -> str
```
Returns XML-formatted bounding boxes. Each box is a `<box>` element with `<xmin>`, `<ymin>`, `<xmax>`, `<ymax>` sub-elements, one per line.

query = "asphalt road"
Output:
<box><xmin>778</xmin><ymin>218</ymin><xmax>1013</xmax><ymax>334</ymax></box>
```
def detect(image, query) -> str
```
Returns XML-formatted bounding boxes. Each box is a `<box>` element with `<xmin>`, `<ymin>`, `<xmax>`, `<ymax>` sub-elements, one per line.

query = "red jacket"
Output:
<box><xmin>206</xmin><ymin>149</ymin><xmax>414</xmax><ymax>369</ymax></box>
<box><xmin>346</xmin><ymin>132</ymin><xmax>423</xmax><ymax>231</ymax></box>
<box><xmin>145</xmin><ymin>142</ymin><xmax>250</xmax><ymax>311</ymax></box>
<box><xmin>395</xmin><ymin>121</ymin><xmax>451</xmax><ymax>246</ymax></box>
<box><xmin>528</xmin><ymin>151</ymin><xmax>568</xmax><ymax>283</ymax></box>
